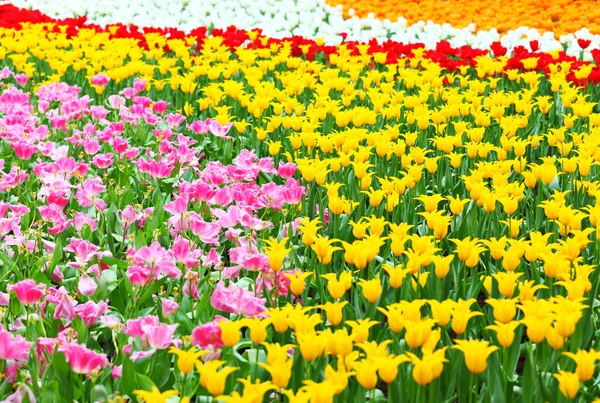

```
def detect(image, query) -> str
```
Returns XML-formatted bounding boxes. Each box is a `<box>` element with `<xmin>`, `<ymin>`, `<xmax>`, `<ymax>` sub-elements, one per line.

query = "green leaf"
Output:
<box><xmin>136</xmin><ymin>373</ymin><xmax>157</xmax><ymax>392</ymax></box>
<box><xmin>101</xmin><ymin>256</ymin><xmax>129</xmax><ymax>269</ymax></box>
<box><xmin>122</xmin><ymin>354</ymin><xmax>136</xmax><ymax>398</ymax></box>
<box><xmin>48</xmin><ymin>238</ymin><xmax>63</xmax><ymax>275</ymax></box>
<box><xmin>49</xmin><ymin>351</ymin><xmax>74</xmax><ymax>402</ymax></box>
<box><xmin>151</xmin><ymin>350</ymin><xmax>172</xmax><ymax>388</ymax></box>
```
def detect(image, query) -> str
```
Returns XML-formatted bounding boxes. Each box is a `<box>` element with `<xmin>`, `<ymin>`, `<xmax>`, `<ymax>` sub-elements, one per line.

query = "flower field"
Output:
<box><xmin>0</xmin><ymin>1</ymin><xmax>600</xmax><ymax>402</ymax></box>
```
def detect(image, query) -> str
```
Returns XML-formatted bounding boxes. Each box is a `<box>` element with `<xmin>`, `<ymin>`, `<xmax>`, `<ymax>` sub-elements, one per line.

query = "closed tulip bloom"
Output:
<box><xmin>242</xmin><ymin>317</ymin><xmax>272</xmax><ymax>345</ymax></box>
<box><xmin>297</xmin><ymin>332</ymin><xmax>325</xmax><ymax>361</ymax></box>
<box><xmin>404</xmin><ymin>318</ymin><xmax>436</xmax><ymax>349</ymax></box>
<box><xmin>321</xmin><ymin>274</ymin><xmax>346</xmax><ymax>300</ymax></box>
<box><xmin>382</xmin><ymin>264</ymin><xmax>409</xmax><ymax>288</ymax></box>
<box><xmin>406</xmin><ymin>348</ymin><xmax>448</xmax><ymax>385</ymax></box>
<box><xmin>263</xmin><ymin>237</ymin><xmax>291</xmax><ymax>273</ymax></box>
<box><xmin>486</xmin><ymin>321</ymin><xmax>521</xmax><ymax>348</ymax></box>
<box><xmin>346</xmin><ymin>319</ymin><xmax>379</xmax><ymax>344</ymax></box>
<box><xmin>262</xmin><ymin>343</ymin><xmax>294</xmax><ymax>365</ymax></box>
<box><xmin>554</xmin><ymin>311</ymin><xmax>582</xmax><ymax>338</ymax></box>
<box><xmin>446</xmin><ymin>195</ymin><xmax>470</xmax><ymax>215</ymax></box>
<box><xmin>204</xmin><ymin>366</ymin><xmax>239</xmax><ymax>396</ymax></box>
<box><xmin>563</xmin><ymin>349</ymin><xmax>598</xmax><ymax>382</ymax></box>
<box><xmin>298</xmin><ymin>217</ymin><xmax>321</xmax><ymax>247</ymax></box>
<box><xmin>451</xmin><ymin>309</ymin><xmax>483</xmax><ymax>335</ymax></box>
<box><xmin>501</xmin><ymin>247</ymin><xmax>523</xmax><ymax>271</ymax></box>
<box><xmin>358</xmin><ymin>277</ymin><xmax>382</xmax><ymax>303</ymax></box>
<box><xmin>486</xmin><ymin>298</ymin><xmax>518</xmax><ymax>323</ymax></box>
<box><xmin>451</xmin><ymin>237</ymin><xmax>485</xmax><ymax>268</ymax></box>
<box><xmin>311</xmin><ymin>235</ymin><xmax>341</xmax><ymax>265</ymax></box>
<box><xmin>453</xmin><ymin>339</ymin><xmax>499</xmax><ymax>374</ymax></box>
<box><xmin>492</xmin><ymin>272</ymin><xmax>524</xmax><ymax>298</ymax></box>
<box><xmin>500</xmin><ymin>219</ymin><xmax>523</xmax><ymax>239</ymax></box>
<box><xmin>378</xmin><ymin>305</ymin><xmax>405</xmax><ymax>333</ymax></box>
<box><xmin>545</xmin><ymin>326</ymin><xmax>565</xmax><ymax>350</ymax></box>
<box><xmin>324</xmin><ymin>329</ymin><xmax>354</xmax><ymax>358</ymax></box>
<box><xmin>482</xmin><ymin>237</ymin><xmax>507</xmax><ymax>261</ymax></box>
<box><xmin>554</xmin><ymin>370</ymin><xmax>580</xmax><ymax>399</ymax></box>
<box><xmin>377</xmin><ymin>354</ymin><xmax>410</xmax><ymax>383</ymax></box>
<box><xmin>416</xmin><ymin>193</ymin><xmax>444</xmax><ymax>213</ymax></box>
<box><xmin>432</xmin><ymin>254</ymin><xmax>454</xmax><ymax>279</ymax></box>
<box><xmin>428</xmin><ymin>300</ymin><xmax>455</xmax><ymax>327</ymax></box>
<box><xmin>353</xmin><ymin>359</ymin><xmax>379</xmax><ymax>390</ymax></box>
<box><xmin>283</xmin><ymin>271</ymin><xmax>313</xmax><ymax>296</ymax></box>
<box><xmin>259</xmin><ymin>358</ymin><xmax>293</xmax><ymax>389</ymax></box>
<box><xmin>218</xmin><ymin>320</ymin><xmax>241</xmax><ymax>348</ymax></box>
<box><xmin>320</xmin><ymin>301</ymin><xmax>348</xmax><ymax>326</ymax></box>
<box><xmin>169</xmin><ymin>347</ymin><xmax>207</xmax><ymax>375</ymax></box>
<box><xmin>267</xmin><ymin>307</ymin><xmax>289</xmax><ymax>333</ymax></box>
<box><xmin>521</xmin><ymin>316</ymin><xmax>553</xmax><ymax>343</ymax></box>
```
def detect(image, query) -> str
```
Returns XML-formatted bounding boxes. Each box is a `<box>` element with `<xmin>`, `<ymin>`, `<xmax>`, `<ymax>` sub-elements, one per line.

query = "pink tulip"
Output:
<box><xmin>125</xmin><ymin>316</ymin><xmax>159</xmax><ymax>339</ymax></box>
<box><xmin>75</xmin><ymin>178</ymin><xmax>107</xmax><ymax>212</ymax></box>
<box><xmin>9</xmin><ymin>140</ymin><xmax>37</xmax><ymax>160</ymax></box>
<box><xmin>161</xmin><ymin>298</ymin><xmax>179</xmax><ymax>317</ymax></box>
<box><xmin>7</xmin><ymin>279</ymin><xmax>46</xmax><ymax>304</ymax></box>
<box><xmin>74</xmin><ymin>301</ymin><xmax>108</xmax><ymax>327</ymax></box>
<box><xmin>191</xmin><ymin>321</ymin><xmax>223</xmax><ymax>349</ymax></box>
<box><xmin>151</xmin><ymin>100</ymin><xmax>168</xmax><ymax>114</ymax></box>
<box><xmin>77</xmin><ymin>274</ymin><xmax>97</xmax><ymax>297</ymax></box>
<box><xmin>210</xmin><ymin>281</ymin><xmax>267</xmax><ymax>318</ymax></box>
<box><xmin>59</xmin><ymin>342</ymin><xmax>107</xmax><ymax>375</ymax></box>
<box><xmin>89</xmin><ymin>73</ymin><xmax>110</xmax><ymax>86</ymax></box>
<box><xmin>0</xmin><ymin>326</ymin><xmax>31</xmax><ymax>361</ymax></box>
<box><xmin>277</xmin><ymin>162</ymin><xmax>297</xmax><ymax>179</ymax></box>
<box><xmin>143</xmin><ymin>323</ymin><xmax>178</xmax><ymax>349</ymax></box>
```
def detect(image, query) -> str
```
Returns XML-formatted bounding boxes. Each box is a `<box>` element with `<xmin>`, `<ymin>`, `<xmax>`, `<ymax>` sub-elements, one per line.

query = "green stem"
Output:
<box><xmin>469</xmin><ymin>372</ymin><xmax>475</xmax><ymax>403</ymax></box>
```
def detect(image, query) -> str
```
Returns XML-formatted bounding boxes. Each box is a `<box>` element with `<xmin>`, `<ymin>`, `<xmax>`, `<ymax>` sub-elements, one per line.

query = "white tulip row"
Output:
<box><xmin>8</xmin><ymin>0</ymin><xmax>600</xmax><ymax>59</ymax></box>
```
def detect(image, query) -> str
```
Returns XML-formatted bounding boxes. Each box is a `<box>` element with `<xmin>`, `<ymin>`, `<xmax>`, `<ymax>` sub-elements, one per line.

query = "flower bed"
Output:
<box><xmin>0</xmin><ymin>2</ymin><xmax>599</xmax><ymax>403</ymax></box>
<box><xmin>8</xmin><ymin>0</ymin><xmax>600</xmax><ymax>56</ymax></box>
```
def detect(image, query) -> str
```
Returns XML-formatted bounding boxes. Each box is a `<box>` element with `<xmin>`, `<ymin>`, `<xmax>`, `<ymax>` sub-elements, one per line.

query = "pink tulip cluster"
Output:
<box><xmin>0</xmin><ymin>66</ymin><xmax>304</xmax><ymax>385</ymax></box>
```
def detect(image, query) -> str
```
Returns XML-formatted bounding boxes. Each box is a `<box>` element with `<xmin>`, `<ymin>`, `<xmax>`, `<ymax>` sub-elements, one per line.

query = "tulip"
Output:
<box><xmin>352</xmin><ymin>359</ymin><xmax>379</xmax><ymax>390</ymax></box>
<box><xmin>262</xmin><ymin>237</ymin><xmax>291</xmax><ymax>273</ymax></box>
<box><xmin>197</xmin><ymin>360</ymin><xmax>238</xmax><ymax>396</ymax></box>
<box><xmin>405</xmin><ymin>348</ymin><xmax>449</xmax><ymax>385</ymax></box>
<box><xmin>297</xmin><ymin>332</ymin><xmax>325</xmax><ymax>361</ymax></box>
<box><xmin>259</xmin><ymin>358</ymin><xmax>293</xmax><ymax>389</ymax></box>
<box><xmin>553</xmin><ymin>371</ymin><xmax>579</xmax><ymax>399</ymax></box>
<box><xmin>404</xmin><ymin>318</ymin><xmax>436</xmax><ymax>349</ymax></box>
<box><xmin>486</xmin><ymin>321</ymin><xmax>521</xmax><ymax>348</ymax></box>
<box><xmin>358</xmin><ymin>277</ymin><xmax>382</xmax><ymax>303</ymax></box>
<box><xmin>283</xmin><ymin>271</ymin><xmax>313</xmax><ymax>296</ymax></box>
<box><xmin>377</xmin><ymin>354</ymin><xmax>410</xmax><ymax>383</ymax></box>
<box><xmin>486</xmin><ymin>298</ymin><xmax>518</xmax><ymax>323</ymax></box>
<box><xmin>218</xmin><ymin>320</ymin><xmax>241</xmax><ymax>348</ymax></box>
<box><xmin>169</xmin><ymin>347</ymin><xmax>207</xmax><ymax>375</ymax></box>
<box><xmin>7</xmin><ymin>279</ymin><xmax>46</xmax><ymax>305</ymax></box>
<box><xmin>453</xmin><ymin>339</ymin><xmax>499</xmax><ymax>374</ymax></box>
<box><xmin>242</xmin><ymin>317</ymin><xmax>271</xmax><ymax>345</ymax></box>
<box><xmin>133</xmin><ymin>386</ymin><xmax>178</xmax><ymax>403</ymax></box>
<box><xmin>563</xmin><ymin>349</ymin><xmax>598</xmax><ymax>382</ymax></box>
<box><xmin>320</xmin><ymin>301</ymin><xmax>348</xmax><ymax>326</ymax></box>
<box><xmin>310</xmin><ymin>235</ymin><xmax>341</xmax><ymax>265</ymax></box>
